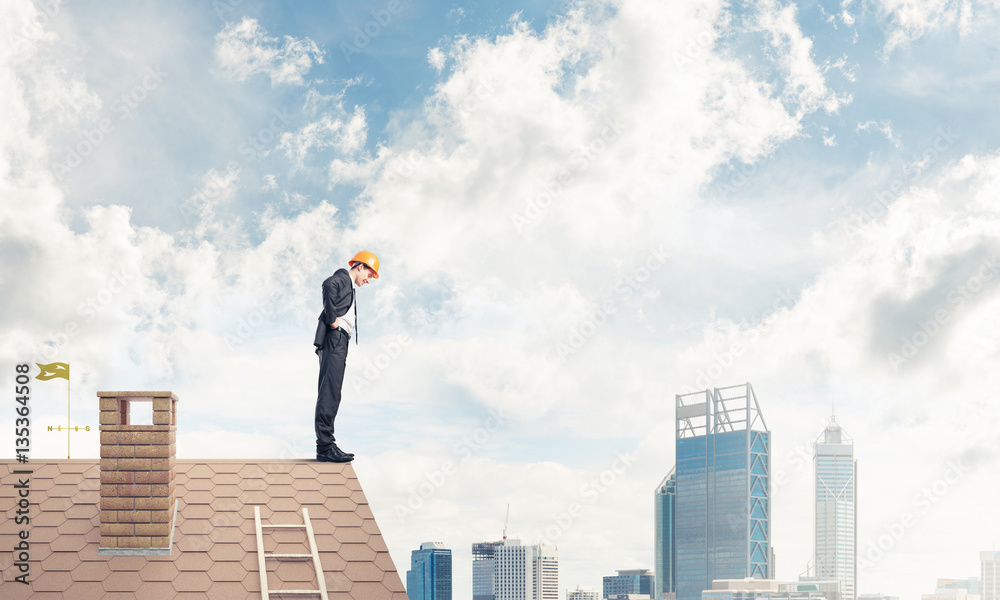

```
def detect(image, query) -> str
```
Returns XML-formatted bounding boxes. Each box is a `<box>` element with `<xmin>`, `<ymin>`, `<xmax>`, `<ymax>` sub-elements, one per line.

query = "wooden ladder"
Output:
<box><xmin>254</xmin><ymin>506</ymin><xmax>330</xmax><ymax>600</ymax></box>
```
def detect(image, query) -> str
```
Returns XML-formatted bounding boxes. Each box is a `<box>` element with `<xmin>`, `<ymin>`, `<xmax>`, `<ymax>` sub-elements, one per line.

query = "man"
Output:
<box><xmin>313</xmin><ymin>251</ymin><xmax>380</xmax><ymax>463</ymax></box>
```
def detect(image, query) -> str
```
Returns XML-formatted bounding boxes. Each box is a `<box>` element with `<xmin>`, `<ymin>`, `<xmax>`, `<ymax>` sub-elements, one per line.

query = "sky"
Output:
<box><xmin>2</xmin><ymin>0</ymin><xmax>1000</xmax><ymax>598</ymax></box>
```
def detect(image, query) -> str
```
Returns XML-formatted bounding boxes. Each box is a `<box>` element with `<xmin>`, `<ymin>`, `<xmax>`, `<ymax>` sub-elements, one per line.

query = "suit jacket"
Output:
<box><xmin>313</xmin><ymin>268</ymin><xmax>355</xmax><ymax>351</ymax></box>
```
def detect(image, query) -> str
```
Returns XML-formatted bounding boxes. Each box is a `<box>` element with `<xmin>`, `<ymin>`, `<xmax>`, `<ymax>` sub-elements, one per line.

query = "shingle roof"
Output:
<box><xmin>0</xmin><ymin>460</ymin><xmax>408</xmax><ymax>600</ymax></box>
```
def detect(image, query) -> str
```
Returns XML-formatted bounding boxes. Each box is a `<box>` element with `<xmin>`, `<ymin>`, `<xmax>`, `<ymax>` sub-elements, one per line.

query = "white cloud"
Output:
<box><xmin>275</xmin><ymin>79</ymin><xmax>369</xmax><ymax>169</ymax></box>
<box><xmin>825</xmin><ymin>54</ymin><xmax>858</xmax><ymax>83</ymax></box>
<box><xmin>278</xmin><ymin>107</ymin><xmax>368</xmax><ymax>167</ymax></box>
<box><xmin>428</xmin><ymin>46</ymin><xmax>446</xmax><ymax>72</ymax></box>
<box><xmin>213</xmin><ymin>17</ymin><xmax>324</xmax><ymax>86</ymax></box>
<box><xmin>877</xmin><ymin>0</ymin><xmax>1000</xmax><ymax>54</ymax></box>
<box><xmin>858</xmin><ymin>119</ymin><xmax>902</xmax><ymax>148</ymax></box>
<box><xmin>753</xmin><ymin>0</ymin><xmax>851</xmax><ymax>117</ymax></box>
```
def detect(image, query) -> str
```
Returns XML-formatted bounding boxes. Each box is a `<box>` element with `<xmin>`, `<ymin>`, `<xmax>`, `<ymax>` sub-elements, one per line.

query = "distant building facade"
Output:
<box><xmin>936</xmin><ymin>579</ymin><xmax>981</xmax><ymax>595</ymax></box>
<box><xmin>675</xmin><ymin>384</ymin><xmax>772</xmax><ymax>600</ymax></box>
<box><xmin>925</xmin><ymin>577</ymin><xmax>984</xmax><ymax>600</ymax></box>
<box><xmin>983</xmin><ymin>553</ymin><xmax>1000</xmax><ymax>600</ymax></box>
<box><xmin>857</xmin><ymin>594</ymin><xmax>899</xmax><ymax>600</ymax></box>
<box><xmin>605</xmin><ymin>569</ymin><xmax>655</xmax><ymax>598</ymax></box>
<box><xmin>703</xmin><ymin>578</ymin><xmax>839</xmax><ymax>600</ymax></box>
<box><xmin>567</xmin><ymin>586</ymin><xmax>601</xmax><ymax>600</ymax></box>
<box><xmin>656</xmin><ymin>471</ymin><xmax>677</xmax><ymax>599</ymax></box>
<box><xmin>407</xmin><ymin>541</ymin><xmax>452</xmax><ymax>600</ymax></box>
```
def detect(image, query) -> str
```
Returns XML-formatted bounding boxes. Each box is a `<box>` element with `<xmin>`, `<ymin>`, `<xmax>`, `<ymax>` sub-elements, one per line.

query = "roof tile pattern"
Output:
<box><xmin>0</xmin><ymin>460</ymin><xmax>407</xmax><ymax>600</ymax></box>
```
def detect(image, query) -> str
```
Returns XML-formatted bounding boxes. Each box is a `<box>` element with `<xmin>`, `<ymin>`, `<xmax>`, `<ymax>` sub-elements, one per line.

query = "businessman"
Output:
<box><xmin>313</xmin><ymin>251</ymin><xmax>380</xmax><ymax>462</ymax></box>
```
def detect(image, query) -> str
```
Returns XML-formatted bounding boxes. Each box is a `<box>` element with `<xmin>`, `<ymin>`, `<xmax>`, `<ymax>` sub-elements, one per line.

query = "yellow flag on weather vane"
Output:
<box><xmin>37</xmin><ymin>362</ymin><xmax>75</xmax><ymax>458</ymax></box>
<box><xmin>36</xmin><ymin>362</ymin><xmax>70</xmax><ymax>381</ymax></box>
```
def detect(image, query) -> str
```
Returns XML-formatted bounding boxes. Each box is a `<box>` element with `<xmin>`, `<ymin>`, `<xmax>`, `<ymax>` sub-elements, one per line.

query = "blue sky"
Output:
<box><xmin>3</xmin><ymin>0</ymin><xmax>1000</xmax><ymax>598</ymax></box>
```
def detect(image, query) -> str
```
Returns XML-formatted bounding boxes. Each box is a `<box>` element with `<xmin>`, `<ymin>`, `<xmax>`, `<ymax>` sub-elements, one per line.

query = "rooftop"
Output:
<box><xmin>0</xmin><ymin>459</ymin><xmax>407</xmax><ymax>600</ymax></box>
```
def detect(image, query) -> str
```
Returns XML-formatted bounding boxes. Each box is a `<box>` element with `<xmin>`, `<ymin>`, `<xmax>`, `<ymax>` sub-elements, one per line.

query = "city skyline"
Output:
<box><xmin>404</xmin><ymin>397</ymin><xmax>992</xmax><ymax>599</ymax></box>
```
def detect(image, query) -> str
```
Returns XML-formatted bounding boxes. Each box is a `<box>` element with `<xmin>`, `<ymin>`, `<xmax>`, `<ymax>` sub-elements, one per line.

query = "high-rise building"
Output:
<box><xmin>605</xmin><ymin>569</ymin><xmax>655</xmax><ymax>598</ymax></box>
<box><xmin>656</xmin><ymin>470</ymin><xmax>677</xmax><ymax>599</ymax></box>
<box><xmin>814</xmin><ymin>417</ymin><xmax>857</xmax><ymax>600</ymax></box>
<box><xmin>492</xmin><ymin>539</ymin><xmax>558</xmax><ymax>600</ymax></box>
<box><xmin>567</xmin><ymin>585</ymin><xmax>601</xmax><ymax>600</ymax></box>
<box><xmin>474</xmin><ymin>541</ymin><xmax>504</xmax><ymax>600</ymax></box>
<box><xmin>534</xmin><ymin>544</ymin><xmax>558</xmax><ymax>600</ymax></box>
<box><xmin>982</xmin><ymin>553</ymin><xmax>1000</xmax><ymax>600</ymax></box>
<box><xmin>407</xmin><ymin>541</ymin><xmax>452</xmax><ymax>600</ymax></box>
<box><xmin>674</xmin><ymin>383</ymin><xmax>771</xmax><ymax>600</ymax></box>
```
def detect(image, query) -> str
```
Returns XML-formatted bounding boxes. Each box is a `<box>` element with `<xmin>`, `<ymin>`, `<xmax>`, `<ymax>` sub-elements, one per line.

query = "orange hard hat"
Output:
<box><xmin>349</xmin><ymin>251</ymin><xmax>380</xmax><ymax>278</ymax></box>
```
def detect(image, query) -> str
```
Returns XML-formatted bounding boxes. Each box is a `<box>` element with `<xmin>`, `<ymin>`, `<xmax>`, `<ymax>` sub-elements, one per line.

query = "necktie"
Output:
<box><xmin>354</xmin><ymin>288</ymin><xmax>358</xmax><ymax>345</ymax></box>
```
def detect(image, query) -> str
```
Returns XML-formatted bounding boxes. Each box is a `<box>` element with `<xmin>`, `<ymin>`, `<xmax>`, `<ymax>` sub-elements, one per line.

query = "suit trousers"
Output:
<box><xmin>315</xmin><ymin>326</ymin><xmax>349</xmax><ymax>452</ymax></box>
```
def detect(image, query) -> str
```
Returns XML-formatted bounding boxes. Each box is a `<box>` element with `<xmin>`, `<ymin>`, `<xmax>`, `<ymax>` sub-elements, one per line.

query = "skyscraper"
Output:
<box><xmin>407</xmin><ymin>541</ymin><xmax>453</xmax><ymax>600</ymax></box>
<box><xmin>814</xmin><ymin>417</ymin><xmax>856</xmax><ymax>600</ymax></box>
<box><xmin>982</xmin><ymin>552</ymin><xmax>1000</xmax><ymax>600</ymax></box>
<box><xmin>474</xmin><ymin>541</ymin><xmax>503</xmax><ymax>600</ymax></box>
<box><xmin>655</xmin><ymin>469</ymin><xmax>677</xmax><ymax>598</ymax></box>
<box><xmin>674</xmin><ymin>383</ymin><xmax>771</xmax><ymax>600</ymax></box>
<box><xmin>492</xmin><ymin>538</ymin><xmax>558</xmax><ymax>600</ymax></box>
<box><xmin>533</xmin><ymin>544</ymin><xmax>559</xmax><ymax>600</ymax></box>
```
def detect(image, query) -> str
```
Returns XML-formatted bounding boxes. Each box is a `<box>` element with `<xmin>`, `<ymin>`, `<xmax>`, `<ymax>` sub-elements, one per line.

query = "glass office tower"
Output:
<box><xmin>474</xmin><ymin>541</ymin><xmax>503</xmax><ymax>600</ymax></box>
<box><xmin>814</xmin><ymin>418</ymin><xmax>856</xmax><ymax>600</ymax></box>
<box><xmin>675</xmin><ymin>383</ymin><xmax>771</xmax><ymax>600</ymax></box>
<box><xmin>407</xmin><ymin>542</ymin><xmax>453</xmax><ymax>600</ymax></box>
<box><xmin>655</xmin><ymin>469</ymin><xmax>677</xmax><ymax>598</ymax></box>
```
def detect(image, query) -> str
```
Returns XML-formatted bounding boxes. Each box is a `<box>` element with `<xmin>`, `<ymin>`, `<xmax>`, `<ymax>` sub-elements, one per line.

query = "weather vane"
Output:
<box><xmin>36</xmin><ymin>362</ymin><xmax>91</xmax><ymax>459</ymax></box>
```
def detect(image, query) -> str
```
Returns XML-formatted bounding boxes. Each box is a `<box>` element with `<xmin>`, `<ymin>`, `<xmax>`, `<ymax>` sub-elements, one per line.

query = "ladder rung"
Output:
<box><xmin>255</xmin><ymin>505</ymin><xmax>329</xmax><ymax>600</ymax></box>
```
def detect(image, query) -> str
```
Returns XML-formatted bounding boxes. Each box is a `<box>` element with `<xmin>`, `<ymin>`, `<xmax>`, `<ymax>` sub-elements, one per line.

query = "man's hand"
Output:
<box><xmin>330</xmin><ymin>319</ymin><xmax>339</xmax><ymax>330</ymax></box>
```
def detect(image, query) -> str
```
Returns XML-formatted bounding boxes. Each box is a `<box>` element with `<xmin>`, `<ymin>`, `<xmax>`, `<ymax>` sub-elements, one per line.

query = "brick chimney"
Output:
<box><xmin>97</xmin><ymin>391</ymin><xmax>178</xmax><ymax>554</ymax></box>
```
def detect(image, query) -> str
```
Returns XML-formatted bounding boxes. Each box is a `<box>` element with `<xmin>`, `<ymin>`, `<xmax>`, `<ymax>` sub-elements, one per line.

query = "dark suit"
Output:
<box><xmin>314</xmin><ymin>269</ymin><xmax>355</xmax><ymax>452</ymax></box>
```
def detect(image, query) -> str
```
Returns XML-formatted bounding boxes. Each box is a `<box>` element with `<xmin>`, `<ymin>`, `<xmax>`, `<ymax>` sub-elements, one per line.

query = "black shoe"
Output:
<box><xmin>317</xmin><ymin>447</ymin><xmax>353</xmax><ymax>462</ymax></box>
<box><xmin>331</xmin><ymin>443</ymin><xmax>354</xmax><ymax>458</ymax></box>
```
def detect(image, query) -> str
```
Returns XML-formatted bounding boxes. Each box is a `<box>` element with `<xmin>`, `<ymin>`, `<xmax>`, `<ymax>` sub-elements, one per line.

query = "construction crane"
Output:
<box><xmin>502</xmin><ymin>503</ymin><xmax>509</xmax><ymax>540</ymax></box>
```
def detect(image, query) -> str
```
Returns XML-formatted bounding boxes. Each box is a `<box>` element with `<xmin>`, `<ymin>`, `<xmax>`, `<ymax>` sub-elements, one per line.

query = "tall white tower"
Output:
<box><xmin>814</xmin><ymin>417</ymin><xmax>857</xmax><ymax>600</ymax></box>
<box><xmin>493</xmin><ymin>539</ymin><xmax>558</xmax><ymax>600</ymax></box>
<box><xmin>534</xmin><ymin>544</ymin><xmax>558</xmax><ymax>600</ymax></box>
